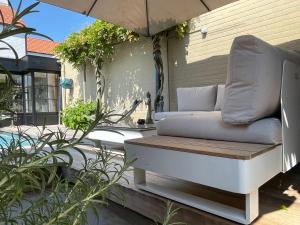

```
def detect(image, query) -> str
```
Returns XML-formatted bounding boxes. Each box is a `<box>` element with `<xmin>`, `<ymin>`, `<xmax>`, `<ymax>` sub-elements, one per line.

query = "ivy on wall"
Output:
<box><xmin>55</xmin><ymin>20</ymin><xmax>189</xmax><ymax>68</ymax></box>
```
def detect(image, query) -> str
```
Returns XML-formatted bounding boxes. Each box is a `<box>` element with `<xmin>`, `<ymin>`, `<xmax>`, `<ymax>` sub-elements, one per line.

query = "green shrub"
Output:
<box><xmin>62</xmin><ymin>100</ymin><xmax>97</xmax><ymax>130</ymax></box>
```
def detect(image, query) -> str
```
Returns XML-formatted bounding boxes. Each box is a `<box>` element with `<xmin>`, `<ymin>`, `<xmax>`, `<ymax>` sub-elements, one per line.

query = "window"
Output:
<box><xmin>24</xmin><ymin>74</ymin><xmax>32</xmax><ymax>113</ymax></box>
<box><xmin>0</xmin><ymin>73</ymin><xmax>23</xmax><ymax>113</ymax></box>
<box><xmin>34</xmin><ymin>72</ymin><xmax>58</xmax><ymax>112</ymax></box>
<box><xmin>12</xmin><ymin>74</ymin><xmax>23</xmax><ymax>113</ymax></box>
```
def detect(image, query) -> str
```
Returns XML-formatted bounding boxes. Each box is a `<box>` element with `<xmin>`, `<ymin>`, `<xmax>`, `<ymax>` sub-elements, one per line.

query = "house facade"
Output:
<box><xmin>61</xmin><ymin>0</ymin><xmax>300</xmax><ymax>122</ymax></box>
<box><xmin>0</xmin><ymin>0</ymin><xmax>61</xmax><ymax>125</ymax></box>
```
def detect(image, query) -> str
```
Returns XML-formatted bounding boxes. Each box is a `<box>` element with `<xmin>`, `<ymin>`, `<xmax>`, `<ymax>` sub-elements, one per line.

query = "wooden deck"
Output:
<box><xmin>68</xmin><ymin>137</ymin><xmax>298</xmax><ymax>225</ymax></box>
<box><xmin>4</xmin><ymin>126</ymin><xmax>299</xmax><ymax>224</ymax></box>
<box><xmin>110</xmin><ymin>164</ymin><xmax>300</xmax><ymax>225</ymax></box>
<box><xmin>126</xmin><ymin>136</ymin><xmax>279</xmax><ymax>160</ymax></box>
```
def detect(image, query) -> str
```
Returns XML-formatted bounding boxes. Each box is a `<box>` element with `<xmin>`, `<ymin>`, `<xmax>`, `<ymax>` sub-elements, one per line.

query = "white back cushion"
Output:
<box><xmin>222</xmin><ymin>35</ymin><xmax>286</xmax><ymax>124</ymax></box>
<box><xmin>214</xmin><ymin>84</ymin><xmax>225</xmax><ymax>111</ymax></box>
<box><xmin>177</xmin><ymin>85</ymin><xmax>217</xmax><ymax>111</ymax></box>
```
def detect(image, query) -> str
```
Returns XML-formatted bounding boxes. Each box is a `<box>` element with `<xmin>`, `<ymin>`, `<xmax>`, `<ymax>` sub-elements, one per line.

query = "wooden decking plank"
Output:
<box><xmin>126</xmin><ymin>136</ymin><xmax>279</xmax><ymax>160</ymax></box>
<box><xmin>67</xmin><ymin>144</ymin><xmax>299</xmax><ymax>225</ymax></box>
<box><xmin>109</xmin><ymin>164</ymin><xmax>300</xmax><ymax>225</ymax></box>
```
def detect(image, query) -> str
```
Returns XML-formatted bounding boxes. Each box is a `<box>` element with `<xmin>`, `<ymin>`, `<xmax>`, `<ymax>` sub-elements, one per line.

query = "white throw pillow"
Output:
<box><xmin>177</xmin><ymin>85</ymin><xmax>217</xmax><ymax>111</ymax></box>
<box><xmin>214</xmin><ymin>84</ymin><xmax>225</xmax><ymax>111</ymax></box>
<box><xmin>222</xmin><ymin>35</ymin><xmax>300</xmax><ymax>124</ymax></box>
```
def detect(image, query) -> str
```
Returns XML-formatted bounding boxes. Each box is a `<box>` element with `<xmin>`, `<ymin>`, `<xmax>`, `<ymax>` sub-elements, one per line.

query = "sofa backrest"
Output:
<box><xmin>222</xmin><ymin>35</ymin><xmax>300</xmax><ymax>124</ymax></box>
<box><xmin>177</xmin><ymin>85</ymin><xmax>217</xmax><ymax>111</ymax></box>
<box><xmin>214</xmin><ymin>84</ymin><xmax>225</xmax><ymax>111</ymax></box>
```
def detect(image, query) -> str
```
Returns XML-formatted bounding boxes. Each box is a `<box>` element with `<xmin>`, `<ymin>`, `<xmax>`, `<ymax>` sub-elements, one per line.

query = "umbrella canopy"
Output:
<box><xmin>39</xmin><ymin>0</ymin><xmax>237</xmax><ymax>36</ymax></box>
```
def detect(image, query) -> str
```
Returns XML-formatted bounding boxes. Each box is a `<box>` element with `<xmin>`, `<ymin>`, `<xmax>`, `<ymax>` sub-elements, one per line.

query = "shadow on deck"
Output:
<box><xmin>110</xmin><ymin>164</ymin><xmax>300</xmax><ymax>225</ymax></box>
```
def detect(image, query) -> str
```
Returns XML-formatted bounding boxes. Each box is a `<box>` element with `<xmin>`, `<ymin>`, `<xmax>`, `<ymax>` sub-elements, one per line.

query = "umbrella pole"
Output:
<box><xmin>153</xmin><ymin>34</ymin><xmax>164</xmax><ymax>112</ymax></box>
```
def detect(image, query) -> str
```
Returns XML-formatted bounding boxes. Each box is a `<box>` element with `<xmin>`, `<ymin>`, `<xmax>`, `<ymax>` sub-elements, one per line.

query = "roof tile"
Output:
<box><xmin>27</xmin><ymin>37</ymin><xmax>59</xmax><ymax>55</ymax></box>
<box><xmin>0</xmin><ymin>5</ymin><xmax>25</xmax><ymax>26</ymax></box>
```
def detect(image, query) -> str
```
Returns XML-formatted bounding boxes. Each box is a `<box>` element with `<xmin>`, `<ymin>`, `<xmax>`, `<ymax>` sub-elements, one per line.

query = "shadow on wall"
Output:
<box><xmin>167</xmin><ymin>38</ymin><xmax>300</xmax><ymax>110</ymax></box>
<box><xmin>103</xmin><ymin>39</ymin><xmax>155</xmax><ymax>122</ymax></box>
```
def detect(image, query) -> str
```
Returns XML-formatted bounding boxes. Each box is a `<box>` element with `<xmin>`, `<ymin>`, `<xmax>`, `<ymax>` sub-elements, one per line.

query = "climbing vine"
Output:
<box><xmin>55</xmin><ymin>20</ymin><xmax>189</xmax><ymax>105</ymax></box>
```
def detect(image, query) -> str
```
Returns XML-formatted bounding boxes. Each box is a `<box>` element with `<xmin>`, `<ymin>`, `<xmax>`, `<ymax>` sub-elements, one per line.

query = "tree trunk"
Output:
<box><xmin>94</xmin><ymin>58</ymin><xmax>105</xmax><ymax>108</ymax></box>
<box><xmin>153</xmin><ymin>34</ymin><xmax>164</xmax><ymax>112</ymax></box>
<box><xmin>82</xmin><ymin>63</ymin><xmax>87</xmax><ymax>103</ymax></box>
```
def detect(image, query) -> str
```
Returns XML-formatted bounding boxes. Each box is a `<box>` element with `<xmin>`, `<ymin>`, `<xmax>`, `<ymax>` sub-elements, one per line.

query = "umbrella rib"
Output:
<box><xmin>200</xmin><ymin>0</ymin><xmax>210</xmax><ymax>11</ymax></box>
<box><xmin>87</xmin><ymin>0</ymin><xmax>99</xmax><ymax>16</ymax></box>
<box><xmin>145</xmin><ymin>0</ymin><xmax>150</xmax><ymax>36</ymax></box>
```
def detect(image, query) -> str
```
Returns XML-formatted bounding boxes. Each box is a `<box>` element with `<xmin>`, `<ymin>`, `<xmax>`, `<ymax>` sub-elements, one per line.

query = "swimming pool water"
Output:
<box><xmin>0</xmin><ymin>132</ymin><xmax>32</xmax><ymax>147</ymax></box>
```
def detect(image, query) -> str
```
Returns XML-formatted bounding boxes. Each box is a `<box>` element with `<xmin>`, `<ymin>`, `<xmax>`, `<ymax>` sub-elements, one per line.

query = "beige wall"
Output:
<box><xmin>61</xmin><ymin>37</ymin><xmax>169</xmax><ymax>122</ymax></box>
<box><xmin>61</xmin><ymin>62</ymin><xmax>97</xmax><ymax>108</ymax></box>
<box><xmin>103</xmin><ymin>37</ymin><xmax>169</xmax><ymax>121</ymax></box>
<box><xmin>168</xmin><ymin>0</ymin><xmax>300</xmax><ymax>110</ymax></box>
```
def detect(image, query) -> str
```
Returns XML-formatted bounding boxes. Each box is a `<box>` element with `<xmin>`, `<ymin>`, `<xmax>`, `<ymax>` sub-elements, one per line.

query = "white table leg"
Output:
<box><xmin>245</xmin><ymin>190</ymin><xmax>259</xmax><ymax>224</ymax></box>
<box><xmin>134</xmin><ymin>168</ymin><xmax>146</xmax><ymax>185</ymax></box>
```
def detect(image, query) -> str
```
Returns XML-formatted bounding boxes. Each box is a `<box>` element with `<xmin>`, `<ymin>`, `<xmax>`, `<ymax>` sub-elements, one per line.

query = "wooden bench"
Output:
<box><xmin>125</xmin><ymin>136</ymin><xmax>282</xmax><ymax>224</ymax></box>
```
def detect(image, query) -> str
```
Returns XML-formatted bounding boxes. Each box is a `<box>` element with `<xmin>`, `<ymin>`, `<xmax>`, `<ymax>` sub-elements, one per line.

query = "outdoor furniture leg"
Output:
<box><xmin>134</xmin><ymin>168</ymin><xmax>146</xmax><ymax>185</ymax></box>
<box><xmin>245</xmin><ymin>190</ymin><xmax>259</xmax><ymax>224</ymax></box>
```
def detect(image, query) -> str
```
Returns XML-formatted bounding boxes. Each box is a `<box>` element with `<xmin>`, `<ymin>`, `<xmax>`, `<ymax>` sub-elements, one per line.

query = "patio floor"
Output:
<box><xmin>112</xmin><ymin>164</ymin><xmax>300</xmax><ymax>225</ymax></box>
<box><xmin>1</xmin><ymin>125</ymin><xmax>299</xmax><ymax>225</ymax></box>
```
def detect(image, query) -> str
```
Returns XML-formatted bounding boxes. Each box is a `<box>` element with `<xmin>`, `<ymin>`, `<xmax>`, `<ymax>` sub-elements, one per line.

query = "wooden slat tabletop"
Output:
<box><xmin>125</xmin><ymin>136</ymin><xmax>280</xmax><ymax>160</ymax></box>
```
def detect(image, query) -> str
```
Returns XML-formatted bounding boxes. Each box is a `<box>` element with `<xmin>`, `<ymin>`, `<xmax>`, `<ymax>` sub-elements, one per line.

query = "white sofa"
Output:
<box><xmin>126</xmin><ymin>35</ymin><xmax>300</xmax><ymax>224</ymax></box>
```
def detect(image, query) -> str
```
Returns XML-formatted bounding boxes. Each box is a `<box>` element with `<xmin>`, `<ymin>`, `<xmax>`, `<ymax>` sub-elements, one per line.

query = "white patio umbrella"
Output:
<box><xmin>39</xmin><ymin>0</ymin><xmax>237</xmax><ymax>112</ymax></box>
<box><xmin>39</xmin><ymin>0</ymin><xmax>236</xmax><ymax>36</ymax></box>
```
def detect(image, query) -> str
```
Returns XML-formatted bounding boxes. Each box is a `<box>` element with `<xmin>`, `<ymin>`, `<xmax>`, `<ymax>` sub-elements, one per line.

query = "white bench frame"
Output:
<box><xmin>125</xmin><ymin>143</ymin><xmax>282</xmax><ymax>224</ymax></box>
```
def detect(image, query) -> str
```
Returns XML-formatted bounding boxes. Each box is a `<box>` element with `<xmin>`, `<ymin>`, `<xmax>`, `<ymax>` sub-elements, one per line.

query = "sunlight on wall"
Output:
<box><xmin>61</xmin><ymin>37</ymin><xmax>169</xmax><ymax>122</ymax></box>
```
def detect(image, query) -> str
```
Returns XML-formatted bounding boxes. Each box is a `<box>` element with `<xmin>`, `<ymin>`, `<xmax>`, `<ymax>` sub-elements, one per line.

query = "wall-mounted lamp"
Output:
<box><xmin>200</xmin><ymin>27</ymin><xmax>208</xmax><ymax>34</ymax></box>
<box><xmin>200</xmin><ymin>27</ymin><xmax>208</xmax><ymax>39</ymax></box>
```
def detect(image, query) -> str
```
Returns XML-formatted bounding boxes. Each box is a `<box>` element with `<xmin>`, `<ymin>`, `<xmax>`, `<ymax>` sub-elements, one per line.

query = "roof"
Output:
<box><xmin>27</xmin><ymin>37</ymin><xmax>59</xmax><ymax>55</ymax></box>
<box><xmin>0</xmin><ymin>5</ymin><xmax>25</xmax><ymax>26</ymax></box>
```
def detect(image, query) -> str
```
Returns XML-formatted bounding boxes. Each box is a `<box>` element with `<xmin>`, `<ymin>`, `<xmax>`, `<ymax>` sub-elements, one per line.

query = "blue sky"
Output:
<box><xmin>10</xmin><ymin>0</ymin><xmax>96</xmax><ymax>42</ymax></box>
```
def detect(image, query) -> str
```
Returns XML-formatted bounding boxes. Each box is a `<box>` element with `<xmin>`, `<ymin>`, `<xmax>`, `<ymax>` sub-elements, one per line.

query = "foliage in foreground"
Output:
<box><xmin>62</xmin><ymin>100</ymin><xmax>98</xmax><ymax>131</ymax></box>
<box><xmin>0</xmin><ymin>108</ymin><xmax>132</xmax><ymax>225</ymax></box>
<box><xmin>160</xmin><ymin>202</ymin><xmax>186</xmax><ymax>225</ymax></box>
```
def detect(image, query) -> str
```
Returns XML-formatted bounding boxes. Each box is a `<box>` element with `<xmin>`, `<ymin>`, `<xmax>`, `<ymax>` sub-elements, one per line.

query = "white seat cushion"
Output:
<box><xmin>214</xmin><ymin>84</ymin><xmax>225</xmax><ymax>111</ymax></box>
<box><xmin>157</xmin><ymin>111</ymin><xmax>282</xmax><ymax>144</ymax></box>
<box><xmin>177</xmin><ymin>85</ymin><xmax>217</xmax><ymax>111</ymax></box>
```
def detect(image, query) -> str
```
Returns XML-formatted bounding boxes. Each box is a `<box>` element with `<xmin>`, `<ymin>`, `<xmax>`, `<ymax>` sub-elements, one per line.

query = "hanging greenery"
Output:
<box><xmin>55</xmin><ymin>20</ymin><xmax>140</xmax><ymax>102</ymax></box>
<box><xmin>174</xmin><ymin>22</ymin><xmax>189</xmax><ymax>39</ymax></box>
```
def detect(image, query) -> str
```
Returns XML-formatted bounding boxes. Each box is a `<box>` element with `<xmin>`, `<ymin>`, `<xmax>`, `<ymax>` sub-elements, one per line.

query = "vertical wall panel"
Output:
<box><xmin>168</xmin><ymin>0</ymin><xmax>300</xmax><ymax>110</ymax></box>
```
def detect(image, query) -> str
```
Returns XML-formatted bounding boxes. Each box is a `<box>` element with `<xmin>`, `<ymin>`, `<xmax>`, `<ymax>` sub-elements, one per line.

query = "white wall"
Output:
<box><xmin>62</xmin><ymin>37</ymin><xmax>169</xmax><ymax>122</ymax></box>
<box><xmin>103</xmin><ymin>37</ymin><xmax>168</xmax><ymax>121</ymax></box>
<box><xmin>61</xmin><ymin>62</ymin><xmax>97</xmax><ymax>108</ymax></box>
